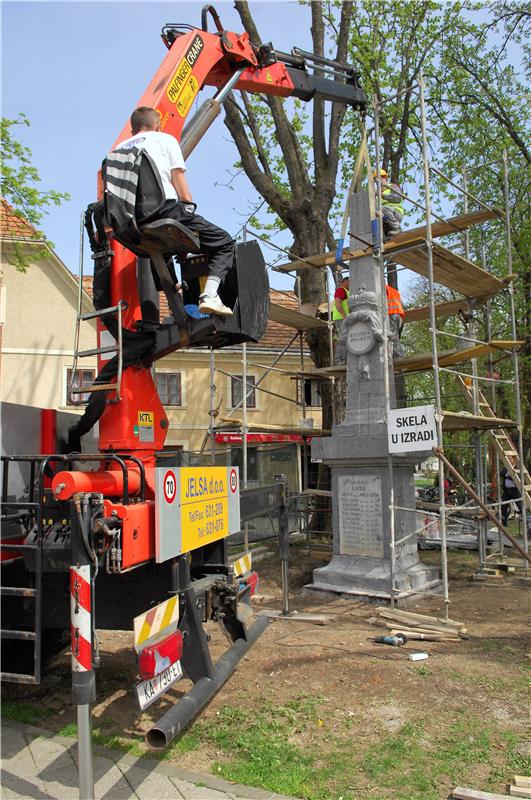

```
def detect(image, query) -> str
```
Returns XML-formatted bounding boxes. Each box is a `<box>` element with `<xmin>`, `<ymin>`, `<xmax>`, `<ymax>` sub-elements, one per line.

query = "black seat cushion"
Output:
<box><xmin>140</xmin><ymin>218</ymin><xmax>200</xmax><ymax>255</ymax></box>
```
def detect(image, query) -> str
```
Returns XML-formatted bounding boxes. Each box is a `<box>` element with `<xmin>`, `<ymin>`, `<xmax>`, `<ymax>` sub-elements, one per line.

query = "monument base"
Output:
<box><xmin>304</xmin><ymin>553</ymin><xmax>441</xmax><ymax>605</ymax></box>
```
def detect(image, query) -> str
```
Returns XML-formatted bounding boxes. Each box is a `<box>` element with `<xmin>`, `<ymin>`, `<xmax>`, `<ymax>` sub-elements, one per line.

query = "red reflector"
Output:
<box><xmin>138</xmin><ymin>630</ymin><xmax>183</xmax><ymax>680</ymax></box>
<box><xmin>245</xmin><ymin>571</ymin><xmax>259</xmax><ymax>596</ymax></box>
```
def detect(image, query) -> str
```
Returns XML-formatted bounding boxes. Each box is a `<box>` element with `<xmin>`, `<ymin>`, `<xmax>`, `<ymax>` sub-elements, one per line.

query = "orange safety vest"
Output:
<box><xmin>386</xmin><ymin>285</ymin><xmax>405</xmax><ymax>319</ymax></box>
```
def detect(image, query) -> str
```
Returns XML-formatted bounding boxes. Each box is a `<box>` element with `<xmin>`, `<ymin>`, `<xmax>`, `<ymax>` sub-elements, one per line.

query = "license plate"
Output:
<box><xmin>135</xmin><ymin>660</ymin><xmax>183</xmax><ymax>711</ymax></box>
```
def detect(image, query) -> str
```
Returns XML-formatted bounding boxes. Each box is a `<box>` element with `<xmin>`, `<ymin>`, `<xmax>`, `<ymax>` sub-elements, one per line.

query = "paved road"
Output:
<box><xmin>1</xmin><ymin>720</ymin><xmax>299</xmax><ymax>800</ymax></box>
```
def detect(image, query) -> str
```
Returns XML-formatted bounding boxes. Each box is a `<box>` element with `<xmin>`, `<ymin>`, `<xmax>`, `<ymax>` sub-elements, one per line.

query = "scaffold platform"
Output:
<box><xmin>269</xmin><ymin>302</ymin><xmax>328</xmax><ymax>331</ymax></box>
<box><xmin>275</xmin><ymin>209</ymin><xmax>501</xmax><ymax>271</ymax></box>
<box><xmin>275</xmin><ymin>340</ymin><xmax>522</xmax><ymax>380</ymax></box>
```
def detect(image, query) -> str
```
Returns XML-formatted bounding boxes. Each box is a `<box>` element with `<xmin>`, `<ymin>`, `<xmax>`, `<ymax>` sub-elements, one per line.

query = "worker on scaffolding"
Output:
<box><xmin>500</xmin><ymin>455</ymin><xmax>522</xmax><ymax>526</ymax></box>
<box><xmin>332</xmin><ymin>275</ymin><xmax>350</xmax><ymax>364</ymax></box>
<box><xmin>386</xmin><ymin>283</ymin><xmax>406</xmax><ymax>358</ymax></box>
<box><xmin>374</xmin><ymin>169</ymin><xmax>405</xmax><ymax>240</ymax></box>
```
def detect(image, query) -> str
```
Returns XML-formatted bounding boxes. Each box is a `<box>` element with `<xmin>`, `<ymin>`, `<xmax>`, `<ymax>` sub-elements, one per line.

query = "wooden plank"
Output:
<box><xmin>257</xmin><ymin>610</ymin><xmax>331</xmax><ymax>624</ymax></box>
<box><xmin>219</xmin><ymin>417</ymin><xmax>331</xmax><ymax>436</ymax></box>
<box><xmin>404</xmin><ymin>298</ymin><xmax>472</xmax><ymax>324</ymax></box>
<box><xmin>392</xmin><ymin>243</ymin><xmax>506</xmax><ymax>297</ymax></box>
<box><xmin>452</xmin><ymin>788</ymin><xmax>513</xmax><ymax>800</ymax></box>
<box><xmin>293</xmin><ymin>342</ymin><xmax>523</xmax><ymax>376</ymax></box>
<box><xmin>383</xmin><ymin>620</ymin><xmax>465</xmax><ymax>636</ymax></box>
<box><xmin>509</xmin><ymin>788</ymin><xmax>531</xmax><ymax>799</ymax></box>
<box><xmin>275</xmin><ymin>209</ymin><xmax>502</xmax><ymax>273</ymax></box>
<box><xmin>514</xmin><ymin>778</ymin><xmax>531</xmax><ymax>789</ymax></box>
<box><xmin>388</xmin><ymin>627</ymin><xmax>460</xmax><ymax>641</ymax></box>
<box><xmin>443</xmin><ymin>411</ymin><xmax>517</xmax><ymax>432</ymax></box>
<box><xmin>269</xmin><ymin>302</ymin><xmax>329</xmax><ymax>331</ymax></box>
<box><xmin>394</xmin><ymin>341</ymin><xmax>523</xmax><ymax>374</ymax></box>
<box><xmin>376</xmin><ymin>607</ymin><xmax>464</xmax><ymax>629</ymax></box>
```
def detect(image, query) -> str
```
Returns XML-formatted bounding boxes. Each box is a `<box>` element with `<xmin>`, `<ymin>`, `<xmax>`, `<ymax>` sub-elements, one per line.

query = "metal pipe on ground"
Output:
<box><xmin>146</xmin><ymin>615</ymin><xmax>270</xmax><ymax>749</ymax></box>
<box><xmin>434</xmin><ymin>448</ymin><xmax>531</xmax><ymax>565</ymax></box>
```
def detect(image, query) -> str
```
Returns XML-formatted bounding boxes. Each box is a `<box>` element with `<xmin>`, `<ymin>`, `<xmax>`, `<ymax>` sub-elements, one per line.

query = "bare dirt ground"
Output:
<box><xmin>3</xmin><ymin>547</ymin><xmax>530</xmax><ymax>798</ymax></box>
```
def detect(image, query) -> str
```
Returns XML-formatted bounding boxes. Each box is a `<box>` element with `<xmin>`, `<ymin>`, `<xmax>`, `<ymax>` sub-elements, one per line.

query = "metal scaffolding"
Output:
<box><xmin>370</xmin><ymin>72</ymin><xmax>529</xmax><ymax>613</ymax></box>
<box><xmin>200</xmin><ymin>73</ymin><xmax>528</xmax><ymax>599</ymax></box>
<box><xmin>248</xmin><ymin>70</ymin><xmax>529</xmax><ymax>608</ymax></box>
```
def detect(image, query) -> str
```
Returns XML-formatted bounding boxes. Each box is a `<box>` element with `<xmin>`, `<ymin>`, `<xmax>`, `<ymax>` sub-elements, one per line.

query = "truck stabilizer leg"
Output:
<box><xmin>146</xmin><ymin>614</ymin><xmax>269</xmax><ymax>749</ymax></box>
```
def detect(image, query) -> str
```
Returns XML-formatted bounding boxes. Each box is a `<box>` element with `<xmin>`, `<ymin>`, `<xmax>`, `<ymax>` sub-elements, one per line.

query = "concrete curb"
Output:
<box><xmin>2</xmin><ymin>719</ymin><xmax>299</xmax><ymax>800</ymax></box>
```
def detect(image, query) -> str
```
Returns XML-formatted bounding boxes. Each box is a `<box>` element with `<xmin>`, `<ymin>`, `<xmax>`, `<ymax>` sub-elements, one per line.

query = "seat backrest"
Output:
<box><xmin>102</xmin><ymin>147</ymin><xmax>166</xmax><ymax>244</ymax></box>
<box><xmin>135</xmin><ymin>152</ymin><xmax>166</xmax><ymax>224</ymax></box>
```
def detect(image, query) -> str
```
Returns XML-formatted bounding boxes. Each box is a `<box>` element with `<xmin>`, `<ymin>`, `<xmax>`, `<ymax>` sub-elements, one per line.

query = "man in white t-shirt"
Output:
<box><xmin>115</xmin><ymin>106</ymin><xmax>235</xmax><ymax>316</ymax></box>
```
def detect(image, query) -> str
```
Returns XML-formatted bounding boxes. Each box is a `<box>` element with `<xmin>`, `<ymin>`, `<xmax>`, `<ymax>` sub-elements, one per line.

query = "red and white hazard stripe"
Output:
<box><xmin>70</xmin><ymin>565</ymin><xmax>92</xmax><ymax>672</ymax></box>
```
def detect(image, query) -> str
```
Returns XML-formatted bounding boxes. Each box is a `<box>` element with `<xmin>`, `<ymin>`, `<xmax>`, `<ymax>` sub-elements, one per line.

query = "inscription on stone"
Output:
<box><xmin>347</xmin><ymin>321</ymin><xmax>374</xmax><ymax>355</ymax></box>
<box><xmin>338</xmin><ymin>474</ymin><xmax>383</xmax><ymax>557</ymax></box>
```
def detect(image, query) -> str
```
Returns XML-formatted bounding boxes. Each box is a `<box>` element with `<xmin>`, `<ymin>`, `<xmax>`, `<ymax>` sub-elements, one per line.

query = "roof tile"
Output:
<box><xmin>0</xmin><ymin>198</ymin><xmax>41</xmax><ymax>238</ymax></box>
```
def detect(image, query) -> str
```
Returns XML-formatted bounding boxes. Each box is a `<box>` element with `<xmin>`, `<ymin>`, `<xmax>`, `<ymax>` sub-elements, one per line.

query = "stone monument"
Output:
<box><xmin>306</xmin><ymin>192</ymin><xmax>440</xmax><ymax>602</ymax></box>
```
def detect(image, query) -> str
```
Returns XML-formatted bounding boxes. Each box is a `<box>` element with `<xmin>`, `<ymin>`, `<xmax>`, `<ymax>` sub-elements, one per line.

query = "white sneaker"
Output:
<box><xmin>198</xmin><ymin>293</ymin><xmax>233</xmax><ymax>316</ymax></box>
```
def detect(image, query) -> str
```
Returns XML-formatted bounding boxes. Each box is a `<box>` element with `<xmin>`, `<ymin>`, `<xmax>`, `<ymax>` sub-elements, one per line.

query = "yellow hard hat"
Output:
<box><xmin>373</xmin><ymin>168</ymin><xmax>388</xmax><ymax>178</ymax></box>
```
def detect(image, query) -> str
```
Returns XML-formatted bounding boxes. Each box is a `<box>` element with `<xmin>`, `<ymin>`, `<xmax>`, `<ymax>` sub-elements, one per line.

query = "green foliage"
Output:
<box><xmin>208</xmin><ymin>699</ymin><xmax>331</xmax><ymax>799</ymax></box>
<box><xmin>2</xmin><ymin>700</ymin><xmax>44</xmax><ymax>725</ymax></box>
<box><xmin>1</xmin><ymin>113</ymin><xmax>70</xmax><ymax>271</ymax></box>
<box><xmin>57</xmin><ymin>721</ymin><xmax>77</xmax><ymax>737</ymax></box>
<box><xmin>200</xmin><ymin>697</ymin><xmax>523</xmax><ymax>800</ymax></box>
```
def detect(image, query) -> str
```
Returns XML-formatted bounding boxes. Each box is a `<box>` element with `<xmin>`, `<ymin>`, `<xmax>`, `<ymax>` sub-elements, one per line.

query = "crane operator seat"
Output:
<box><xmin>101</xmin><ymin>146</ymin><xmax>199</xmax><ymax>328</ymax></box>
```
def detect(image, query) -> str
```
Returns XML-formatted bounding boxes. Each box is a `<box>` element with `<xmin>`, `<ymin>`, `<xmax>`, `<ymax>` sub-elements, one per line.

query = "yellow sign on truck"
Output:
<box><xmin>155</xmin><ymin>466</ymin><xmax>240</xmax><ymax>562</ymax></box>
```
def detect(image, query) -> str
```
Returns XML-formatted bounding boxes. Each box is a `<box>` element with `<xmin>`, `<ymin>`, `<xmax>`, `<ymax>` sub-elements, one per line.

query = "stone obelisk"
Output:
<box><xmin>306</xmin><ymin>191</ymin><xmax>440</xmax><ymax>601</ymax></box>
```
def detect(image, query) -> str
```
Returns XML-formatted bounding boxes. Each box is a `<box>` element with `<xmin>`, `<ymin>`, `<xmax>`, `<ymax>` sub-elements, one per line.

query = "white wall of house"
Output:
<box><xmin>0</xmin><ymin>242</ymin><xmax>97</xmax><ymax>412</ymax></box>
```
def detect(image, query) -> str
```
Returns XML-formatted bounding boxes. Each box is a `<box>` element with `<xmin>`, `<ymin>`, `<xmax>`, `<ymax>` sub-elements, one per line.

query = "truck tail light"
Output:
<box><xmin>139</xmin><ymin>630</ymin><xmax>183</xmax><ymax>680</ymax></box>
<box><xmin>244</xmin><ymin>571</ymin><xmax>259</xmax><ymax>596</ymax></box>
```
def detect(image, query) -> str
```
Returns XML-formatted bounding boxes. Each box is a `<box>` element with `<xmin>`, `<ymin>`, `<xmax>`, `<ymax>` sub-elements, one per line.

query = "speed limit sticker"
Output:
<box><xmin>229</xmin><ymin>468</ymin><xmax>238</xmax><ymax>494</ymax></box>
<box><xmin>163</xmin><ymin>470</ymin><xmax>177</xmax><ymax>504</ymax></box>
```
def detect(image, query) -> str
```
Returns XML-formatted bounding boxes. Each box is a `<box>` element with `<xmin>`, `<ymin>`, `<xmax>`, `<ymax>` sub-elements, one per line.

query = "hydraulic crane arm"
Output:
<box><xmin>110</xmin><ymin>10</ymin><xmax>365</xmax><ymax>152</ymax></box>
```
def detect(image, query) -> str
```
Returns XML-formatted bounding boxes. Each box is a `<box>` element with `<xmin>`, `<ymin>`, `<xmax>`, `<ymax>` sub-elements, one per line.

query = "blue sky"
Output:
<box><xmin>2</xmin><ymin>2</ymin><xmax>509</xmax><ymax>301</ymax></box>
<box><xmin>2</xmin><ymin>0</ymin><xmax>316</xmax><ymax>293</ymax></box>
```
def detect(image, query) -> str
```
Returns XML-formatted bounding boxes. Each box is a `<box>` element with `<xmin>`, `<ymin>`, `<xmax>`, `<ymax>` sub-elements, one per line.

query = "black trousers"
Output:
<box><xmin>159</xmin><ymin>200</ymin><xmax>235</xmax><ymax>283</ymax></box>
<box><xmin>502</xmin><ymin>486</ymin><xmax>521</xmax><ymax>525</ymax></box>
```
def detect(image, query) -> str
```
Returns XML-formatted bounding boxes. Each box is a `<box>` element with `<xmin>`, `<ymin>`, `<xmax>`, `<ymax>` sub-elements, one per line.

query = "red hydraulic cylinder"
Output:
<box><xmin>52</xmin><ymin>469</ymin><xmax>141</xmax><ymax>500</ymax></box>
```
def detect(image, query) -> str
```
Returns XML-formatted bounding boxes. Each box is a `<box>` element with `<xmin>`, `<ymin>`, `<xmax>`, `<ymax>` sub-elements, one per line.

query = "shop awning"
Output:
<box><xmin>215</xmin><ymin>432</ymin><xmax>309</xmax><ymax>444</ymax></box>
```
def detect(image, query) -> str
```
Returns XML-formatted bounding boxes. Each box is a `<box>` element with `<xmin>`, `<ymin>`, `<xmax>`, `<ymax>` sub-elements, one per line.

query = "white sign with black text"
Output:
<box><xmin>388</xmin><ymin>404</ymin><xmax>437</xmax><ymax>454</ymax></box>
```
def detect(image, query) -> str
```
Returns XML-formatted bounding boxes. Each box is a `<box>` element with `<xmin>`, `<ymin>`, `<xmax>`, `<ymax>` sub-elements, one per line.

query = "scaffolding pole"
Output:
<box><xmin>482</xmin><ymin>243</ymin><xmax>504</xmax><ymax>555</ymax></box>
<box><xmin>462</xmin><ymin>166</ymin><xmax>488</xmax><ymax>567</ymax></box>
<box><xmin>242</xmin><ymin>227</ymin><xmax>249</xmax><ymax>553</ymax></box>
<box><xmin>373</xmin><ymin>96</ymin><xmax>397</xmax><ymax>607</ymax></box>
<box><xmin>419</xmin><ymin>73</ymin><xmax>450</xmax><ymax>619</ymax></box>
<box><xmin>502</xmin><ymin>149</ymin><xmax>527</xmax><ymax>553</ymax></box>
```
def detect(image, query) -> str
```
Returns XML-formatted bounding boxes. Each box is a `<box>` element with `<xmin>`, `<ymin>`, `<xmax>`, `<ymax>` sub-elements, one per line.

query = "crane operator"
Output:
<box><xmin>115</xmin><ymin>106</ymin><xmax>235</xmax><ymax>316</ymax></box>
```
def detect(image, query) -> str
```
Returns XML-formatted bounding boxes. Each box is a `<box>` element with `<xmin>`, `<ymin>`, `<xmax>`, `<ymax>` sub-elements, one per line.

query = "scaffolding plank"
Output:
<box><xmin>269</xmin><ymin>302</ymin><xmax>328</xmax><ymax>331</ymax></box>
<box><xmin>404</xmin><ymin>298</ymin><xmax>471</xmax><ymax>324</ymax></box>
<box><xmin>392</xmin><ymin>244</ymin><xmax>505</xmax><ymax>297</ymax></box>
<box><xmin>219</xmin><ymin>417</ymin><xmax>331</xmax><ymax>436</ymax></box>
<box><xmin>442</xmin><ymin>411</ymin><xmax>517</xmax><ymax>431</ymax></box>
<box><xmin>275</xmin><ymin>209</ymin><xmax>501</xmax><ymax>273</ymax></box>
<box><xmin>281</xmin><ymin>340</ymin><xmax>522</xmax><ymax>378</ymax></box>
<box><xmin>394</xmin><ymin>341</ymin><xmax>523</xmax><ymax>374</ymax></box>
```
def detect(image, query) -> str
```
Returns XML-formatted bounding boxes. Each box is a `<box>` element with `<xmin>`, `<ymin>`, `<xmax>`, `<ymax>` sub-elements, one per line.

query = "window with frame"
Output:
<box><xmin>67</xmin><ymin>368</ymin><xmax>96</xmax><ymax>405</ymax></box>
<box><xmin>231</xmin><ymin>375</ymin><xmax>256</xmax><ymax>409</ymax></box>
<box><xmin>156</xmin><ymin>372</ymin><xmax>182</xmax><ymax>406</ymax></box>
<box><xmin>298</xmin><ymin>379</ymin><xmax>322</xmax><ymax>408</ymax></box>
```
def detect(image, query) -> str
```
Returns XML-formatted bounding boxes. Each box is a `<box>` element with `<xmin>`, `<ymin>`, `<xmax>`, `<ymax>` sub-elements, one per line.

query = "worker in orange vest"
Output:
<box><xmin>386</xmin><ymin>284</ymin><xmax>405</xmax><ymax>358</ymax></box>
